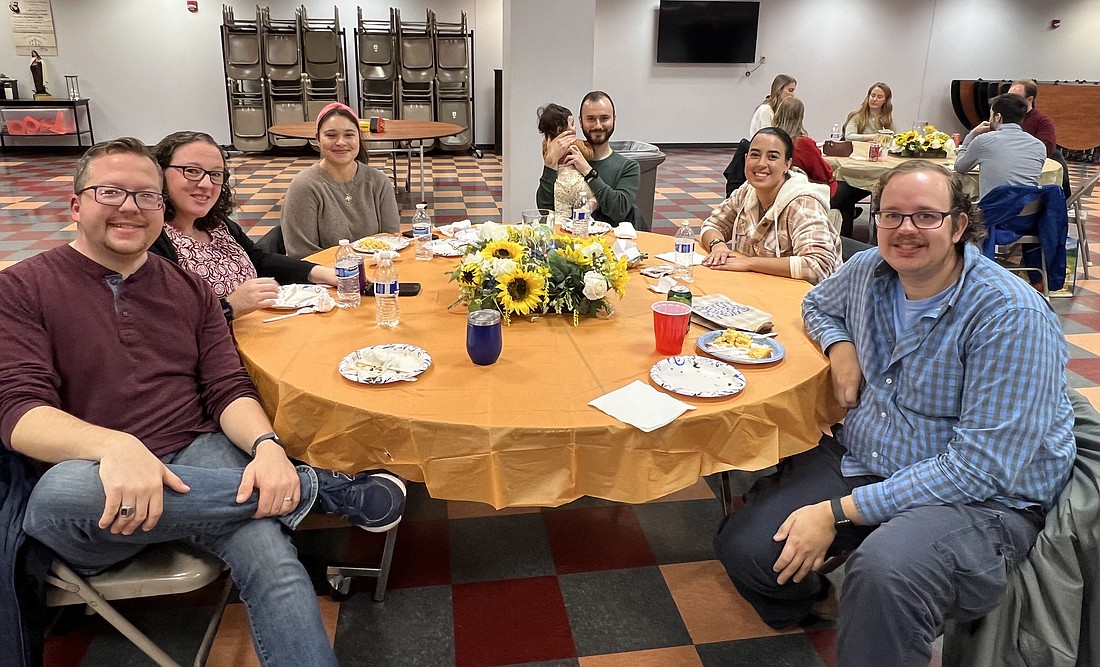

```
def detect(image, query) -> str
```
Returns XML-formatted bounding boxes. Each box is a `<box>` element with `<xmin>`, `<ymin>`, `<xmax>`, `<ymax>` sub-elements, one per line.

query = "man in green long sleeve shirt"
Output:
<box><xmin>537</xmin><ymin>91</ymin><xmax>641</xmax><ymax>225</ymax></box>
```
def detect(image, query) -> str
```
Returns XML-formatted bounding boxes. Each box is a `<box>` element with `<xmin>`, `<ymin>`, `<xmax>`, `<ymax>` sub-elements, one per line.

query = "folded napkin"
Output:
<box><xmin>656</xmin><ymin>251</ymin><xmax>707</xmax><ymax>266</ymax></box>
<box><xmin>691</xmin><ymin>293</ymin><xmax>773</xmax><ymax>333</ymax></box>
<box><xmin>589</xmin><ymin>380</ymin><xmax>696</xmax><ymax>432</ymax></box>
<box><xmin>612</xmin><ymin>239</ymin><xmax>642</xmax><ymax>263</ymax></box>
<box><xmin>438</xmin><ymin>219</ymin><xmax>472</xmax><ymax>237</ymax></box>
<box><xmin>273</xmin><ymin>284</ymin><xmax>330</xmax><ymax>309</ymax></box>
<box><xmin>647</xmin><ymin>276</ymin><xmax>677</xmax><ymax>294</ymax></box>
<box><xmin>614</xmin><ymin>222</ymin><xmax>638</xmax><ymax>239</ymax></box>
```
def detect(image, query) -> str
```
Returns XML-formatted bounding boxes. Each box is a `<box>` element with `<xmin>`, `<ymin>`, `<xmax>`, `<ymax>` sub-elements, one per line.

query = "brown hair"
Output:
<box><xmin>844</xmin><ymin>82</ymin><xmax>895</xmax><ymax>136</ymax></box>
<box><xmin>1011</xmin><ymin>79</ymin><xmax>1038</xmax><ymax>100</ymax></box>
<box><xmin>765</xmin><ymin>74</ymin><xmax>797</xmax><ymax>113</ymax></box>
<box><xmin>153</xmin><ymin>131</ymin><xmax>235</xmax><ymax>233</ymax></box>
<box><xmin>772</xmin><ymin>97</ymin><xmax>807</xmax><ymax>138</ymax></box>
<box><xmin>73</xmin><ymin>137</ymin><xmax>161</xmax><ymax>192</ymax></box>
<box><xmin>873</xmin><ymin>161</ymin><xmax>986</xmax><ymax>253</ymax></box>
<box><xmin>316</xmin><ymin>106</ymin><xmax>370</xmax><ymax>163</ymax></box>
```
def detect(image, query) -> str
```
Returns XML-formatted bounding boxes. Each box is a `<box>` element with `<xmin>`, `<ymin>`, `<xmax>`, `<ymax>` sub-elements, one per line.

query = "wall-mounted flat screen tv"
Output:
<box><xmin>656</xmin><ymin>0</ymin><xmax>759</xmax><ymax>64</ymax></box>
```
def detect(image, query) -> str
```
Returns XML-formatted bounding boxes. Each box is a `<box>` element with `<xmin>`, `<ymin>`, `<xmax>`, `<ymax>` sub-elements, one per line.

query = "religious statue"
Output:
<box><xmin>30</xmin><ymin>50</ymin><xmax>47</xmax><ymax>96</ymax></box>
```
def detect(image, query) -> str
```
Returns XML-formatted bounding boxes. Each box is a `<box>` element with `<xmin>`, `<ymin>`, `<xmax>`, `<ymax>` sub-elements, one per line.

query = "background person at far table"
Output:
<box><xmin>749</xmin><ymin>74</ymin><xmax>797</xmax><ymax>136</ymax></box>
<box><xmin>833</xmin><ymin>82</ymin><xmax>896</xmax><ymax>237</ymax></box>
<box><xmin>537</xmin><ymin>90</ymin><xmax>639</xmax><ymax>225</ymax></box>
<box><xmin>954</xmin><ymin>93</ymin><xmax>1046</xmax><ymax>201</ymax></box>
<box><xmin>700</xmin><ymin>127</ymin><xmax>841</xmax><ymax>285</ymax></box>
<box><xmin>772</xmin><ymin>97</ymin><xmax>837</xmax><ymax>198</ymax></box>
<box><xmin>280</xmin><ymin>102</ymin><xmax>399</xmax><ymax>259</ymax></box>
<box><xmin>149</xmin><ymin>131</ymin><xmax>337</xmax><ymax>322</ymax></box>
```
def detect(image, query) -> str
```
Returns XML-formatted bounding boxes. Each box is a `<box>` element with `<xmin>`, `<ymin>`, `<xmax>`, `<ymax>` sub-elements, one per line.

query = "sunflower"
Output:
<box><xmin>482</xmin><ymin>240</ymin><xmax>525</xmax><ymax>261</ymax></box>
<box><xmin>557</xmin><ymin>244</ymin><xmax>592</xmax><ymax>267</ymax></box>
<box><xmin>496</xmin><ymin>269</ymin><xmax>546</xmax><ymax>316</ymax></box>
<box><xmin>456</xmin><ymin>262</ymin><xmax>481</xmax><ymax>289</ymax></box>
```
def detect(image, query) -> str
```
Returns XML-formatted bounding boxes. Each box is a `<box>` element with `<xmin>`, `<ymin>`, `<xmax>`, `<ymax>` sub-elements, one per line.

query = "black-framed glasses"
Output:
<box><xmin>168</xmin><ymin>164</ymin><xmax>228</xmax><ymax>185</ymax></box>
<box><xmin>871</xmin><ymin>210</ymin><xmax>954</xmax><ymax>230</ymax></box>
<box><xmin>76</xmin><ymin>186</ymin><xmax>164</xmax><ymax>211</ymax></box>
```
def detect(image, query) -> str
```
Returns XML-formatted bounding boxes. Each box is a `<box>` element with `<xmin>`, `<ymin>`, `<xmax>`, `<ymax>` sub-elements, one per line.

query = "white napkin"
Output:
<box><xmin>588</xmin><ymin>380</ymin><xmax>696</xmax><ymax>432</ymax></box>
<box><xmin>612</xmin><ymin>239</ymin><xmax>642</xmax><ymax>262</ymax></box>
<box><xmin>614</xmin><ymin>222</ymin><xmax>638</xmax><ymax>239</ymax></box>
<box><xmin>647</xmin><ymin>276</ymin><xmax>677</xmax><ymax>294</ymax></box>
<box><xmin>656</xmin><ymin>251</ymin><xmax>707</xmax><ymax>266</ymax></box>
<box><xmin>438</xmin><ymin>219</ymin><xmax>472</xmax><ymax>236</ymax></box>
<box><xmin>273</xmin><ymin>284</ymin><xmax>329</xmax><ymax>309</ymax></box>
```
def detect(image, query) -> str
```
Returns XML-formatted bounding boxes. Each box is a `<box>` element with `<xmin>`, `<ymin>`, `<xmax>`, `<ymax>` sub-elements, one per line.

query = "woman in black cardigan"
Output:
<box><xmin>149</xmin><ymin>131</ymin><xmax>336</xmax><ymax>321</ymax></box>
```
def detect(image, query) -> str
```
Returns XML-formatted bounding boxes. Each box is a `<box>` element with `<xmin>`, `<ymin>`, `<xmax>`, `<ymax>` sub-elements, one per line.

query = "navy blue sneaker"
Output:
<box><xmin>313</xmin><ymin>469</ymin><xmax>406</xmax><ymax>532</ymax></box>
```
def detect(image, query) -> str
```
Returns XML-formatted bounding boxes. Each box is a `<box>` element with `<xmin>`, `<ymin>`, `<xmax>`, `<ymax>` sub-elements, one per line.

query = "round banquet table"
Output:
<box><xmin>825</xmin><ymin>140</ymin><xmax>1064</xmax><ymax>198</ymax></box>
<box><xmin>232</xmin><ymin>231</ymin><xmax>843</xmax><ymax>508</ymax></box>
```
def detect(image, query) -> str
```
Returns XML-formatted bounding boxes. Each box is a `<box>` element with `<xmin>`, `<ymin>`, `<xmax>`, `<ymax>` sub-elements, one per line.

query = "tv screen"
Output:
<box><xmin>657</xmin><ymin>1</ymin><xmax>759</xmax><ymax>64</ymax></box>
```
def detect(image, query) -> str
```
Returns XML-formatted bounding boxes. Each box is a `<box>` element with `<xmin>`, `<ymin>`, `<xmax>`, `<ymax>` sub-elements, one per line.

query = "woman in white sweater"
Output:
<box><xmin>842</xmin><ymin>82</ymin><xmax>894</xmax><ymax>141</ymax></box>
<box><xmin>748</xmin><ymin>74</ymin><xmax>797</xmax><ymax>136</ymax></box>
<box><xmin>280</xmin><ymin>102</ymin><xmax>400</xmax><ymax>259</ymax></box>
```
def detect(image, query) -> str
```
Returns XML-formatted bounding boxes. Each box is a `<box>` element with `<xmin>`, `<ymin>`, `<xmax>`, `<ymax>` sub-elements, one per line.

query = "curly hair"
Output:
<box><xmin>537</xmin><ymin>103</ymin><xmax>572</xmax><ymax>139</ymax></box>
<box><xmin>153</xmin><ymin>131</ymin><xmax>235</xmax><ymax>233</ymax></box>
<box><xmin>873</xmin><ymin>161</ymin><xmax>986</xmax><ymax>253</ymax></box>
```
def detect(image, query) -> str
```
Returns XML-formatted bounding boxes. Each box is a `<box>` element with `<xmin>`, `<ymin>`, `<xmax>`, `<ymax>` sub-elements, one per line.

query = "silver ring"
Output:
<box><xmin>118</xmin><ymin>505</ymin><xmax>134</xmax><ymax>518</ymax></box>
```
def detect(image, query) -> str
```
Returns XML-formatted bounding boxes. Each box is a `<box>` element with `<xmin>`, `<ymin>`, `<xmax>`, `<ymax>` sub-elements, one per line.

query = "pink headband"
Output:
<box><xmin>315</xmin><ymin>102</ymin><xmax>359</xmax><ymax>133</ymax></box>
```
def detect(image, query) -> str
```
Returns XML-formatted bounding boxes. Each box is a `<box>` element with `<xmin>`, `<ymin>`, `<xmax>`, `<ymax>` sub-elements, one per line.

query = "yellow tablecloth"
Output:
<box><xmin>232</xmin><ymin>232</ymin><xmax>842</xmax><ymax>508</ymax></box>
<box><xmin>826</xmin><ymin>141</ymin><xmax>1064</xmax><ymax>198</ymax></box>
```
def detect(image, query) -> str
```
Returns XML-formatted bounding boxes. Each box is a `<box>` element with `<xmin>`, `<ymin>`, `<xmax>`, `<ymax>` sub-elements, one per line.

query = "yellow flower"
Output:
<box><xmin>496</xmin><ymin>270</ymin><xmax>546</xmax><ymax>315</ymax></box>
<box><xmin>558</xmin><ymin>244</ymin><xmax>593</xmax><ymax>267</ymax></box>
<box><xmin>482</xmin><ymin>240</ymin><xmax>524</xmax><ymax>261</ymax></box>
<box><xmin>456</xmin><ymin>263</ymin><xmax>481</xmax><ymax>288</ymax></box>
<box><xmin>610</xmin><ymin>257</ymin><xmax>629</xmax><ymax>297</ymax></box>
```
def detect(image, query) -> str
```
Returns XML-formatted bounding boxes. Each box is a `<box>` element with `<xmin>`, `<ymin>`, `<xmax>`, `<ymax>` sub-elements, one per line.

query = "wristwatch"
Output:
<box><xmin>221</xmin><ymin>299</ymin><xmax>234</xmax><ymax>322</ymax></box>
<box><xmin>708</xmin><ymin>238</ymin><xmax>727</xmax><ymax>250</ymax></box>
<box><xmin>251</xmin><ymin>432</ymin><xmax>283</xmax><ymax>458</ymax></box>
<box><xmin>830</xmin><ymin>497</ymin><xmax>852</xmax><ymax>528</ymax></box>
<box><xmin>583</xmin><ymin>167</ymin><xmax>598</xmax><ymax>183</ymax></box>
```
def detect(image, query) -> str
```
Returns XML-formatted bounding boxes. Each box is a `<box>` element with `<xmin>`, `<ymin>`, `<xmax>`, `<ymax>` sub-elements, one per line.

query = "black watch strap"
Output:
<box><xmin>251</xmin><ymin>432</ymin><xmax>283</xmax><ymax>457</ymax></box>
<box><xmin>830</xmin><ymin>497</ymin><xmax>852</xmax><ymax>528</ymax></box>
<box><xmin>221</xmin><ymin>298</ymin><xmax>234</xmax><ymax>323</ymax></box>
<box><xmin>584</xmin><ymin>167</ymin><xmax>598</xmax><ymax>183</ymax></box>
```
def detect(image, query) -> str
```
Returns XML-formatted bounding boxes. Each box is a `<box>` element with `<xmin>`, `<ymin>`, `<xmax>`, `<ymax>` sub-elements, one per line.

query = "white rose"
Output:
<box><xmin>489</xmin><ymin>258</ymin><xmax>518</xmax><ymax>277</ymax></box>
<box><xmin>462</xmin><ymin>253</ymin><xmax>486</xmax><ymax>269</ymax></box>
<box><xmin>582</xmin><ymin>271</ymin><xmax>609</xmax><ymax>299</ymax></box>
<box><xmin>581</xmin><ymin>242</ymin><xmax>604</xmax><ymax>261</ymax></box>
<box><xmin>478</xmin><ymin>221</ymin><xmax>508</xmax><ymax>242</ymax></box>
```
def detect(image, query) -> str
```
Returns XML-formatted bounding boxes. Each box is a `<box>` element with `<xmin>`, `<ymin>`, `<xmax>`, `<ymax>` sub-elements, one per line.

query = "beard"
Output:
<box><xmin>583</xmin><ymin>121</ymin><xmax>615</xmax><ymax>148</ymax></box>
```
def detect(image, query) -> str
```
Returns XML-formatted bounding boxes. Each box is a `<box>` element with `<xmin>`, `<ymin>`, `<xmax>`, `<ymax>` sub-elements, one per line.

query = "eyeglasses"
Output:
<box><xmin>168</xmin><ymin>165</ymin><xmax>228</xmax><ymax>185</ymax></box>
<box><xmin>871</xmin><ymin>210</ymin><xmax>954</xmax><ymax>230</ymax></box>
<box><xmin>76</xmin><ymin>186</ymin><xmax>164</xmax><ymax>211</ymax></box>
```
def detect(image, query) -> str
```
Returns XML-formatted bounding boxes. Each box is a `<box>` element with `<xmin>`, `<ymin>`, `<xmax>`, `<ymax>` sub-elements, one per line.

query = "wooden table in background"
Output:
<box><xmin>233</xmin><ymin>232</ymin><xmax>842</xmax><ymax>508</ymax></box>
<box><xmin>268</xmin><ymin>120</ymin><xmax>462</xmax><ymax>201</ymax></box>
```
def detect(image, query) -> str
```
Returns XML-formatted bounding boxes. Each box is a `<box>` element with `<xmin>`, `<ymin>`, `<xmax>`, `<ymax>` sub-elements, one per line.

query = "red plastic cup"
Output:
<box><xmin>652</xmin><ymin>301</ymin><xmax>692</xmax><ymax>355</ymax></box>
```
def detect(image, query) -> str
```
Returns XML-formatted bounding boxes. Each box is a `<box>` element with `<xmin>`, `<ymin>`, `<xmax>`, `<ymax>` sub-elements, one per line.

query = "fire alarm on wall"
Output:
<box><xmin>1051</xmin><ymin>19</ymin><xmax>1061</xmax><ymax>29</ymax></box>
<box><xmin>187</xmin><ymin>0</ymin><xmax>198</xmax><ymax>12</ymax></box>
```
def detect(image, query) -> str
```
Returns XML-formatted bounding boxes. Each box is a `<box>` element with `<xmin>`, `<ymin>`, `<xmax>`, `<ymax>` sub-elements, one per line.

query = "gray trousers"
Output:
<box><xmin>714</xmin><ymin>434</ymin><xmax>1041</xmax><ymax>667</ymax></box>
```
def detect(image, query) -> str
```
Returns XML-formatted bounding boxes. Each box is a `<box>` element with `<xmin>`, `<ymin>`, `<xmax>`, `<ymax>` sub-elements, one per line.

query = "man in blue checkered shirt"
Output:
<box><xmin>715</xmin><ymin>161</ymin><xmax>1075</xmax><ymax>666</ymax></box>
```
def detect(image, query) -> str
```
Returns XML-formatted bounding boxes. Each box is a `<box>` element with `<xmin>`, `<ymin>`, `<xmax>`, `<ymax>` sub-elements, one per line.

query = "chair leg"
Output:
<box><xmin>1077</xmin><ymin>209</ymin><xmax>1091</xmax><ymax>280</ymax></box>
<box><xmin>372</xmin><ymin>526</ymin><xmax>398</xmax><ymax>602</ymax></box>
<box><xmin>192</xmin><ymin>576</ymin><xmax>234</xmax><ymax>667</ymax></box>
<box><xmin>48</xmin><ymin>562</ymin><xmax>183</xmax><ymax>667</ymax></box>
<box><xmin>323</xmin><ymin>523</ymin><xmax>401</xmax><ymax>602</ymax></box>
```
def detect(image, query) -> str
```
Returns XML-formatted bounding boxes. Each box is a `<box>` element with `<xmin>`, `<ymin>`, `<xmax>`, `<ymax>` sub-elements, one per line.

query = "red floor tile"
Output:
<box><xmin>452</xmin><ymin>576</ymin><xmax>576</xmax><ymax>667</ymax></box>
<box><xmin>544</xmin><ymin>506</ymin><xmax>657</xmax><ymax>574</ymax></box>
<box><xmin>385</xmin><ymin>518</ymin><xmax>452</xmax><ymax>589</ymax></box>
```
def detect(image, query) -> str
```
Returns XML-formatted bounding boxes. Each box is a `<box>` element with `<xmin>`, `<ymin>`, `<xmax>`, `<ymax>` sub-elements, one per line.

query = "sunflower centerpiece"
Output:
<box><xmin>449</xmin><ymin>222</ymin><xmax>628</xmax><ymax>325</ymax></box>
<box><xmin>889</xmin><ymin>124</ymin><xmax>953</xmax><ymax>157</ymax></box>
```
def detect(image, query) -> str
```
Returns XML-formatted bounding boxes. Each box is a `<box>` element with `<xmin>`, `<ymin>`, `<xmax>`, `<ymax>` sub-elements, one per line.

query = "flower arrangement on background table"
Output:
<box><xmin>449</xmin><ymin>222</ymin><xmax>628</xmax><ymax>325</ymax></box>
<box><xmin>890</xmin><ymin>124</ymin><xmax>953</xmax><ymax>157</ymax></box>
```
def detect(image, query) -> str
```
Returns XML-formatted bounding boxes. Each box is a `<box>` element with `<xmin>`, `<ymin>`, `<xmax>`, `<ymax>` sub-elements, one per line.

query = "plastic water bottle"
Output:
<box><xmin>572</xmin><ymin>190</ymin><xmax>590</xmax><ymax>238</ymax></box>
<box><xmin>673</xmin><ymin>223</ymin><xmax>695</xmax><ymax>282</ymax></box>
<box><xmin>373</xmin><ymin>250</ymin><xmax>400</xmax><ymax>328</ymax></box>
<box><xmin>334</xmin><ymin>239</ymin><xmax>361</xmax><ymax>308</ymax></box>
<box><xmin>830</xmin><ymin>123</ymin><xmax>842</xmax><ymax>141</ymax></box>
<box><xmin>412</xmin><ymin>203</ymin><xmax>433</xmax><ymax>261</ymax></box>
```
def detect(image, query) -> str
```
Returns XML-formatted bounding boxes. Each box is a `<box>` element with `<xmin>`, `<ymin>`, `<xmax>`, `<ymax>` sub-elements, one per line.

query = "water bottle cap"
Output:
<box><xmin>416</xmin><ymin>203</ymin><xmax>427</xmax><ymax>209</ymax></box>
<box><xmin>339</xmin><ymin>239</ymin><xmax>350</xmax><ymax>245</ymax></box>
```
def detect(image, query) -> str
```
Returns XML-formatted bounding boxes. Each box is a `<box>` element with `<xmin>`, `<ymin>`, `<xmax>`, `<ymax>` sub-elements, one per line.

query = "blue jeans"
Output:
<box><xmin>715</xmin><ymin>434</ymin><xmax>1040</xmax><ymax>667</ymax></box>
<box><xmin>23</xmin><ymin>433</ymin><xmax>339</xmax><ymax>667</ymax></box>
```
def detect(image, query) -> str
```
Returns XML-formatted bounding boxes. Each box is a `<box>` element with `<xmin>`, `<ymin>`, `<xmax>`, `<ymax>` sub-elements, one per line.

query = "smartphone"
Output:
<box><xmin>362</xmin><ymin>282</ymin><xmax>422</xmax><ymax>297</ymax></box>
<box><xmin>401</xmin><ymin>229</ymin><xmax>439</xmax><ymax>240</ymax></box>
<box><xmin>640</xmin><ymin>265</ymin><xmax>675</xmax><ymax>279</ymax></box>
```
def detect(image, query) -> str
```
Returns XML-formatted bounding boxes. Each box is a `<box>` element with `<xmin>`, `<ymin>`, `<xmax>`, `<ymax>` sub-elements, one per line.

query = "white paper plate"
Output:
<box><xmin>649</xmin><ymin>356</ymin><xmax>746</xmax><ymax>398</ymax></box>
<box><xmin>425</xmin><ymin>238</ymin><xmax>468</xmax><ymax>257</ymax></box>
<box><xmin>697</xmin><ymin>331</ymin><xmax>786</xmax><ymax>365</ymax></box>
<box><xmin>352</xmin><ymin>235</ymin><xmax>411</xmax><ymax>254</ymax></box>
<box><xmin>270</xmin><ymin>284</ymin><xmax>330</xmax><ymax>310</ymax></box>
<box><xmin>339</xmin><ymin>344</ymin><xmax>432</xmax><ymax>384</ymax></box>
<box><xmin>559</xmin><ymin>219</ymin><xmax>612</xmax><ymax>236</ymax></box>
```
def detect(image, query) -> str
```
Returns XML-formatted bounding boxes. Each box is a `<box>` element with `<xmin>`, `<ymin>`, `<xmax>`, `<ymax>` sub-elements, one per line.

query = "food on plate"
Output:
<box><xmin>710</xmin><ymin>329</ymin><xmax>773</xmax><ymax>359</ymax></box>
<box><xmin>353</xmin><ymin>237</ymin><xmax>392</xmax><ymax>252</ymax></box>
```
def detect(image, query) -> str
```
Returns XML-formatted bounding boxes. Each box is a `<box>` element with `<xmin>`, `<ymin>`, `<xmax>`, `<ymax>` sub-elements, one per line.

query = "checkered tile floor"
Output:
<box><xmin>3</xmin><ymin>147</ymin><xmax>1100</xmax><ymax>667</ymax></box>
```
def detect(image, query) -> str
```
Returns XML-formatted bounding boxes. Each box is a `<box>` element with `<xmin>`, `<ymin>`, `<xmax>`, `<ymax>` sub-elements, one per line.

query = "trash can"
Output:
<box><xmin>611</xmin><ymin>140</ymin><xmax>665</xmax><ymax>231</ymax></box>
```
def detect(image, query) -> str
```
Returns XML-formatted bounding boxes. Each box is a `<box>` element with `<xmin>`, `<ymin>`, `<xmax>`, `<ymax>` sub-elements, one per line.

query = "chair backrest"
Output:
<box><xmin>1067</xmin><ymin>171</ymin><xmax>1100</xmax><ymax>210</ymax></box>
<box><xmin>723</xmin><ymin>138</ymin><xmax>750</xmax><ymax>197</ymax></box>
